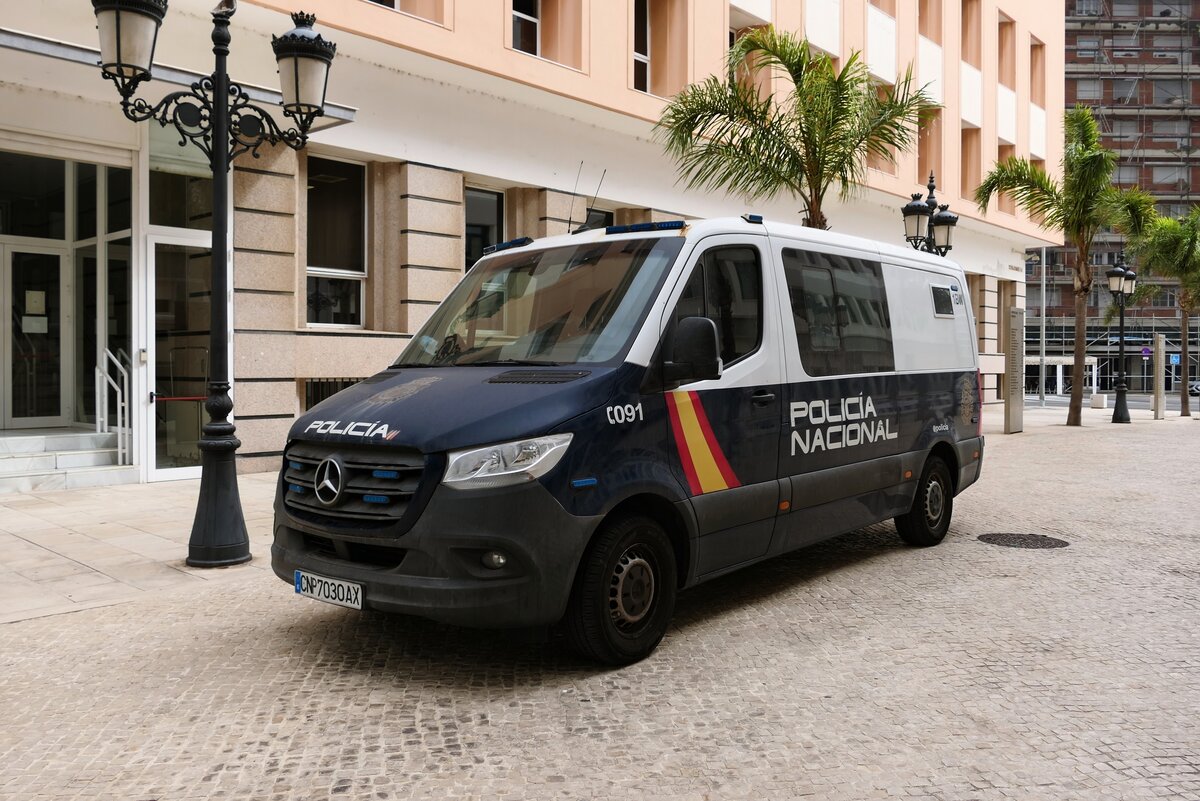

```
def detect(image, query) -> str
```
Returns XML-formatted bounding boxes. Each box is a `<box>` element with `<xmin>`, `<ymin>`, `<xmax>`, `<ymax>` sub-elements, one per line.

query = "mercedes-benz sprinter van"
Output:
<box><xmin>272</xmin><ymin>217</ymin><xmax>984</xmax><ymax>664</ymax></box>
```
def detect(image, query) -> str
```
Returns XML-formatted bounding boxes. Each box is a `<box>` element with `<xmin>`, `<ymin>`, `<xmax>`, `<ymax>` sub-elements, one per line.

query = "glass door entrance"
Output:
<box><xmin>1</xmin><ymin>246</ymin><xmax>70</xmax><ymax>428</ymax></box>
<box><xmin>150</xmin><ymin>241</ymin><xmax>212</xmax><ymax>473</ymax></box>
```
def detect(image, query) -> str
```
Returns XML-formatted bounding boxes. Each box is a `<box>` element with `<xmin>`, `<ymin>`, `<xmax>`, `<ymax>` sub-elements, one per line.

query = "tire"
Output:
<box><xmin>895</xmin><ymin>457</ymin><xmax>953</xmax><ymax>547</ymax></box>
<box><xmin>564</xmin><ymin>515</ymin><xmax>677</xmax><ymax>666</ymax></box>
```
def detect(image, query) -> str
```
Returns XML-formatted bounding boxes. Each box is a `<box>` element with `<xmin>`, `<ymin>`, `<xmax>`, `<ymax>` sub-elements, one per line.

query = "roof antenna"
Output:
<box><xmin>585</xmin><ymin>168</ymin><xmax>607</xmax><ymax>228</ymax></box>
<box><xmin>565</xmin><ymin>160</ymin><xmax>584</xmax><ymax>233</ymax></box>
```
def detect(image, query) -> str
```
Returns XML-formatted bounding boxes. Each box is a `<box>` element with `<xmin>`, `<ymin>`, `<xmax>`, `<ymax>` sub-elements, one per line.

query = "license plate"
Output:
<box><xmin>294</xmin><ymin>570</ymin><xmax>362</xmax><ymax>610</ymax></box>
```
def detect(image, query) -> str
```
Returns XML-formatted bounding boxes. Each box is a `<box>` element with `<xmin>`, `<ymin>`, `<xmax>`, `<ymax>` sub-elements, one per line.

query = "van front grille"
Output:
<box><xmin>283</xmin><ymin>442</ymin><xmax>426</xmax><ymax>530</ymax></box>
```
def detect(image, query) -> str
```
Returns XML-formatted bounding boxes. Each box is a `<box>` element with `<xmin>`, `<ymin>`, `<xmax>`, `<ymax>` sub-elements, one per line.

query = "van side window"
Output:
<box><xmin>671</xmin><ymin>246</ymin><xmax>763</xmax><ymax>365</ymax></box>
<box><xmin>931</xmin><ymin>285</ymin><xmax>955</xmax><ymax>316</ymax></box>
<box><xmin>782</xmin><ymin>248</ymin><xmax>895</xmax><ymax>376</ymax></box>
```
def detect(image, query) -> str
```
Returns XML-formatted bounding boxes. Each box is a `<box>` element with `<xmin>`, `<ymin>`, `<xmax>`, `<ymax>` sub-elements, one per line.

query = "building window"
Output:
<box><xmin>632</xmin><ymin>0</ymin><xmax>687</xmax><ymax>96</ymax></box>
<box><xmin>1030</xmin><ymin>38</ymin><xmax>1045</xmax><ymax>107</ymax></box>
<box><xmin>1074</xmin><ymin>0</ymin><xmax>1101</xmax><ymax>14</ymax></box>
<box><xmin>466</xmin><ymin>188</ymin><xmax>504</xmax><ymax>271</ymax></box>
<box><xmin>306</xmin><ymin>156</ymin><xmax>365</xmax><ymax>326</ymax></box>
<box><xmin>961</xmin><ymin>0</ymin><xmax>981</xmax><ymax>68</ymax></box>
<box><xmin>584</xmin><ymin>208</ymin><xmax>614</xmax><ymax>229</ymax></box>
<box><xmin>149</xmin><ymin>124</ymin><xmax>212</xmax><ymax>232</ymax></box>
<box><xmin>869</xmin><ymin>0</ymin><xmax>896</xmax><ymax>15</ymax></box>
<box><xmin>1152</xmin><ymin>165</ymin><xmax>1188</xmax><ymax>185</ymax></box>
<box><xmin>0</xmin><ymin>151</ymin><xmax>66</xmax><ymax>239</ymax></box>
<box><xmin>998</xmin><ymin>16</ymin><xmax>1016</xmax><ymax>89</ymax></box>
<box><xmin>1111</xmin><ymin>78</ymin><xmax>1138</xmax><ymax>103</ymax></box>
<box><xmin>997</xmin><ymin>144</ymin><xmax>1016</xmax><ymax>214</ymax></box>
<box><xmin>1109</xmin><ymin>120</ymin><xmax>1139</xmax><ymax>141</ymax></box>
<box><xmin>633</xmin><ymin>0</ymin><xmax>650</xmax><ymax>92</ymax></box>
<box><xmin>1113</xmin><ymin>1</ymin><xmax>1141</xmax><ymax>15</ymax></box>
<box><xmin>510</xmin><ymin>0</ymin><xmax>583</xmax><ymax>68</ymax></box>
<box><xmin>513</xmin><ymin>0</ymin><xmax>540</xmax><ymax>56</ymax></box>
<box><xmin>364</xmin><ymin>0</ymin><xmax>445</xmax><ymax>23</ymax></box>
<box><xmin>1153</xmin><ymin>79</ymin><xmax>1188</xmax><ymax>105</ymax></box>
<box><xmin>960</xmin><ymin>127</ymin><xmax>981</xmax><ymax>201</ymax></box>
<box><xmin>1074</xmin><ymin>79</ymin><xmax>1102</xmax><ymax>101</ymax></box>
<box><xmin>918</xmin><ymin>0</ymin><xmax>941</xmax><ymax>43</ymax></box>
<box><xmin>1150</xmin><ymin>286</ymin><xmax>1178</xmax><ymax>308</ymax></box>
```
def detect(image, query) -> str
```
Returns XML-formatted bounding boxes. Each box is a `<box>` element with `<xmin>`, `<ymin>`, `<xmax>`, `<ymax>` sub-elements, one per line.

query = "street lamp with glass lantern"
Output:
<box><xmin>902</xmin><ymin>172</ymin><xmax>959</xmax><ymax>256</ymax></box>
<box><xmin>91</xmin><ymin>0</ymin><xmax>337</xmax><ymax>566</ymax></box>
<box><xmin>1106</xmin><ymin>254</ymin><xmax>1137</xmax><ymax>424</ymax></box>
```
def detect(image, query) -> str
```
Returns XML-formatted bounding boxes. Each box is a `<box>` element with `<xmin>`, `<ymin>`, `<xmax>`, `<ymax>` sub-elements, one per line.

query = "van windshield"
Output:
<box><xmin>394</xmin><ymin>237</ymin><xmax>686</xmax><ymax>367</ymax></box>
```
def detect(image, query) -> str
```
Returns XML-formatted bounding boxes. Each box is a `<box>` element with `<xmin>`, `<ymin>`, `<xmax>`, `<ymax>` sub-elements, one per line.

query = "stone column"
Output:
<box><xmin>230</xmin><ymin>143</ymin><xmax>300</xmax><ymax>473</ymax></box>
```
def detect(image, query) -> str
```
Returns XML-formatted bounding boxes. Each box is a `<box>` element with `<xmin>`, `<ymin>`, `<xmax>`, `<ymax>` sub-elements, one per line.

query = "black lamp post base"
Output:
<box><xmin>186</xmin><ymin>408</ymin><xmax>251</xmax><ymax>568</ymax></box>
<box><xmin>1112</xmin><ymin>390</ymin><xmax>1132</xmax><ymax>424</ymax></box>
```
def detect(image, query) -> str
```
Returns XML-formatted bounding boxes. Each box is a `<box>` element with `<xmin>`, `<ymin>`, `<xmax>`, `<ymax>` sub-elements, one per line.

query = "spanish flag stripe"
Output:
<box><xmin>672</xmin><ymin>391</ymin><xmax>731</xmax><ymax>494</ymax></box>
<box><xmin>688</xmin><ymin>391</ymin><xmax>742</xmax><ymax>489</ymax></box>
<box><xmin>665</xmin><ymin>392</ymin><xmax>703</xmax><ymax>495</ymax></box>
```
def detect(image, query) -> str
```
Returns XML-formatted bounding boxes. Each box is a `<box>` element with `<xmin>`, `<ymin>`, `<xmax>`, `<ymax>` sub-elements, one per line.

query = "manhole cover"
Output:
<box><xmin>978</xmin><ymin>533</ymin><xmax>1069</xmax><ymax>549</ymax></box>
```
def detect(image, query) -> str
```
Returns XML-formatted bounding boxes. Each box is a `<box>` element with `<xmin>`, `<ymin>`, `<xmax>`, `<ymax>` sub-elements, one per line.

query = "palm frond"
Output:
<box><xmin>974</xmin><ymin>156</ymin><xmax>1063</xmax><ymax>224</ymax></box>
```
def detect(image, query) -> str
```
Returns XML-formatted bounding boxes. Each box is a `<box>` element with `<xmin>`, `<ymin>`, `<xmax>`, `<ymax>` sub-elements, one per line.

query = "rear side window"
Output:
<box><xmin>671</xmin><ymin>246</ymin><xmax>763</xmax><ymax>365</ymax></box>
<box><xmin>782</xmin><ymin>248</ymin><xmax>894</xmax><ymax>376</ymax></box>
<box><xmin>931</xmin><ymin>285</ymin><xmax>955</xmax><ymax>316</ymax></box>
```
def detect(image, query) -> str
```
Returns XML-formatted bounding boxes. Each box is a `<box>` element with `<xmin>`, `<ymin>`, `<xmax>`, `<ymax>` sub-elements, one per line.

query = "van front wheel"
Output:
<box><xmin>564</xmin><ymin>515</ymin><xmax>677</xmax><ymax>665</ymax></box>
<box><xmin>895</xmin><ymin>457</ymin><xmax>953</xmax><ymax>547</ymax></box>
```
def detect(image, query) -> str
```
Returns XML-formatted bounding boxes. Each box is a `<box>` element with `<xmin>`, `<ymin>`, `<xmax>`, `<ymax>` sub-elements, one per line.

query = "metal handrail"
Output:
<box><xmin>94</xmin><ymin>348</ymin><xmax>130</xmax><ymax>466</ymax></box>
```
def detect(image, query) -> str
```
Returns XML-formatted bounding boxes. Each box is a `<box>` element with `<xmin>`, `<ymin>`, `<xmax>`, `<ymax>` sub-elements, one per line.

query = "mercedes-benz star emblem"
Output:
<box><xmin>313</xmin><ymin>458</ymin><xmax>345</xmax><ymax>507</ymax></box>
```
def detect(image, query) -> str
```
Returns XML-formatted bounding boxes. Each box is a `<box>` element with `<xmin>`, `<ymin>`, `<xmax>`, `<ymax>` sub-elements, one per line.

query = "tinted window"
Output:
<box><xmin>671</xmin><ymin>246</ymin><xmax>763</xmax><ymax>365</ymax></box>
<box><xmin>783</xmin><ymin>248</ymin><xmax>894</xmax><ymax>376</ymax></box>
<box><xmin>931</xmin><ymin>285</ymin><xmax>955</xmax><ymax>316</ymax></box>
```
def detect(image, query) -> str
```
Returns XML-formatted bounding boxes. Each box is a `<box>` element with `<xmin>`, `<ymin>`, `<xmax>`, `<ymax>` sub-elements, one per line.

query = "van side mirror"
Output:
<box><xmin>664</xmin><ymin>316</ymin><xmax>722</xmax><ymax>385</ymax></box>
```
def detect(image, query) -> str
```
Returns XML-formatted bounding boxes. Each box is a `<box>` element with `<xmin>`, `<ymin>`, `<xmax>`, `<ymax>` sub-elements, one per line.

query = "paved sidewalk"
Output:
<box><xmin>0</xmin><ymin>473</ymin><xmax>277</xmax><ymax>624</ymax></box>
<box><xmin>1</xmin><ymin>403</ymin><xmax>1197</xmax><ymax>801</ymax></box>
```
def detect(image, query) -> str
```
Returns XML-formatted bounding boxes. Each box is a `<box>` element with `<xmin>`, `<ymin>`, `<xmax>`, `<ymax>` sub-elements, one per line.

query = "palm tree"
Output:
<box><xmin>655</xmin><ymin>27</ymin><xmax>935</xmax><ymax>230</ymax></box>
<box><xmin>1129</xmin><ymin>209</ymin><xmax>1200</xmax><ymax>417</ymax></box>
<box><xmin>975</xmin><ymin>106</ymin><xmax>1155</xmax><ymax>426</ymax></box>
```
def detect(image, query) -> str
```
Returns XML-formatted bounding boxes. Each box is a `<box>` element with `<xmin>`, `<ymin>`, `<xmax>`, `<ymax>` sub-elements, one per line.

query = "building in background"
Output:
<box><xmin>0</xmin><ymin>0</ymin><xmax>1061</xmax><ymax>490</ymax></box>
<box><xmin>1029</xmin><ymin>0</ymin><xmax>1198</xmax><ymax>394</ymax></box>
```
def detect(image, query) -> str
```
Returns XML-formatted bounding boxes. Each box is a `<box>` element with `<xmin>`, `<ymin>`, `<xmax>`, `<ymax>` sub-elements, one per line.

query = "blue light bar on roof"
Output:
<box><xmin>742</xmin><ymin>214</ymin><xmax>764</xmax><ymax>224</ymax></box>
<box><xmin>604</xmin><ymin>220</ymin><xmax>686</xmax><ymax>235</ymax></box>
<box><xmin>482</xmin><ymin>236</ymin><xmax>534</xmax><ymax>255</ymax></box>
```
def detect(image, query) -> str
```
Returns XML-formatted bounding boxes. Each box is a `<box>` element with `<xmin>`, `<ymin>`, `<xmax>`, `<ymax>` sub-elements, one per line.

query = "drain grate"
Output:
<box><xmin>978</xmin><ymin>533</ymin><xmax>1069</xmax><ymax>549</ymax></box>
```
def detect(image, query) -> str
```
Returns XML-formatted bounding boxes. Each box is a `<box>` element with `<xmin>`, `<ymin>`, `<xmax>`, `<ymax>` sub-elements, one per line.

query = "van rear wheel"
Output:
<box><xmin>896</xmin><ymin>457</ymin><xmax>953</xmax><ymax>547</ymax></box>
<box><xmin>564</xmin><ymin>515</ymin><xmax>677</xmax><ymax>666</ymax></box>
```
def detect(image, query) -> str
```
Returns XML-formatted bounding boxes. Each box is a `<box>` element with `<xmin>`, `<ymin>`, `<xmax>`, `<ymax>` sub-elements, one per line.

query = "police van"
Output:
<box><xmin>273</xmin><ymin>216</ymin><xmax>984</xmax><ymax>664</ymax></box>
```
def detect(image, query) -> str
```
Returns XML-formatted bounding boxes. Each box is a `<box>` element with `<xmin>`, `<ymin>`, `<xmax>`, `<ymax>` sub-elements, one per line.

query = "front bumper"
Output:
<box><xmin>272</xmin><ymin>478</ymin><xmax>602</xmax><ymax>628</ymax></box>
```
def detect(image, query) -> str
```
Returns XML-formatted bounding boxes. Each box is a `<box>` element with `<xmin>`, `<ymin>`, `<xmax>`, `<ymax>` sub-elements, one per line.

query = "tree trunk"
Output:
<box><xmin>803</xmin><ymin>191</ymin><xmax>828</xmax><ymax>230</ymax></box>
<box><xmin>1068</xmin><ymin>287</ymin><xmax>1088</xmax><ymax>426</ymax></box>
<box><xmin>1181</xmin><ymin>307</ymin><xmax>1192</xmax><ymax>417</ymax></box>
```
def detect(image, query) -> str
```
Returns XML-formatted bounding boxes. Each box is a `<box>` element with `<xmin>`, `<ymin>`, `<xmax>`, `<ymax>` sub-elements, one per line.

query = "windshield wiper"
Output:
<box><xmin>463</xmin><ymin>359</ymin><xmax>564</xmax><ymax>367</ymax></box>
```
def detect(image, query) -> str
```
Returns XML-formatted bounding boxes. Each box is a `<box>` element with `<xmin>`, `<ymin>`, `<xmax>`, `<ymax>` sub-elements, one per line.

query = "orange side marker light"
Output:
<box><xmin>779</xmin><ymin>500</ymin><xmax>790</xmax><ymax>512</ymax></box>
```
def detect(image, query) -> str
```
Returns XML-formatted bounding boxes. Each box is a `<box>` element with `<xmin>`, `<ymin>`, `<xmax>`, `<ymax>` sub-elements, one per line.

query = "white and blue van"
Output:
<box><xmin>273</xmin><ymin>216</ymin><xmax>984</xmax><ymax>664</ymax></box>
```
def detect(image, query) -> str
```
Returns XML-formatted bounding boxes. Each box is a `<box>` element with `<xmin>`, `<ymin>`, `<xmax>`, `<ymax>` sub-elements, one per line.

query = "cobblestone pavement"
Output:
<box><xmin>1</xmin><ymin>407</ymin><xmax>1198</xmax><ymax>800</ymax></box>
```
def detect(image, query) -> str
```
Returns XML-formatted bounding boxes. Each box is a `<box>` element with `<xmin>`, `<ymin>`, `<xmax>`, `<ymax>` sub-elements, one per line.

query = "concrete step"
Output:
<box><xmin>0</xmin><ymin>453</ymin><xmax>57</xmax><ymax>476</ymax></box>
<box><xmin>0</xmin><ymin>431</ymin><xmax>118</xmax><ymax>456</ymax></box>
<box><xmin>55</xmin><ymin>448</ymin><xmax>120</xmax><ymax>469</ymax></box>
<box><xmin>0</xmin><ymin>465</ymin><xmax>140</xmax><ymax>495</ymax></box>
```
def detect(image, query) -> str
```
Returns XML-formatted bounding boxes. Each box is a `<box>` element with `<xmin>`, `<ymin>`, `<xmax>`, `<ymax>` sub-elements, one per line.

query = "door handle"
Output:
<box><xmin>752</xmin><ymin>390</ymin><xmax>776</xmax><ymax>406</ymax></box>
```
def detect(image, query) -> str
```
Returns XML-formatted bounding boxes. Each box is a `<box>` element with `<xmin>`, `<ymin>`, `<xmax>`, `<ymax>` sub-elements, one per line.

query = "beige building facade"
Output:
<box><xmin>0</xmin><ymin>0</ymin><xmax>1062</xmax><ymax>487</ymax></box>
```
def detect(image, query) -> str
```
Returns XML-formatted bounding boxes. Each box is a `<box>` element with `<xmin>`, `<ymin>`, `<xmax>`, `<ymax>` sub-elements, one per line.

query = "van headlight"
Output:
<box><xmin>442</xmin><ymin>434</ymin><xmax>573</xmax><ymax>490</ymax></box>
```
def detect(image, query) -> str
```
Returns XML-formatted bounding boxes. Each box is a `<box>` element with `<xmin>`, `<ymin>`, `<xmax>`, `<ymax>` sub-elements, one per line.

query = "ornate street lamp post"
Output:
<box><xmin>92</xmin><ymin>0</ymin><xmax>337</xmax><ymax>566</ymax></box>
<box><xmin>1106</xmin><ymin>255</ymin><xmax>1137</xmax><ymax>425</ymax></box>
<box><xmin>902</xmin><ymin>172</ymin><xmax>960</xmax><ymax>257</ymax></box>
